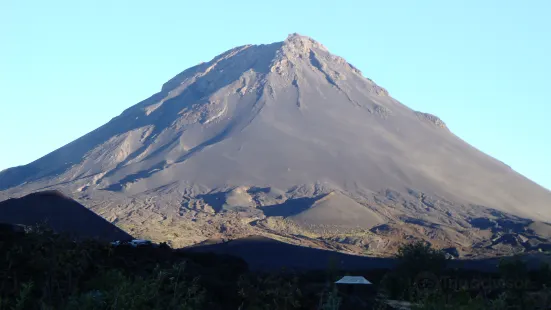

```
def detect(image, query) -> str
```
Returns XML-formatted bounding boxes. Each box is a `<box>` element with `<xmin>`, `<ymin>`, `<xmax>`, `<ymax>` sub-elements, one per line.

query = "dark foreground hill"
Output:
<box><xmin>186</xmin><ymin>235</ymin><xmax>551</xmax><ymax>273</ymax></box>
<box><xmin>0</xmin><ymin>190</ymin><xmax>132</xmax><ymax>242</ymax></box>
<box><xmin>187</xmin><ymin>235</ymin><xmax>395</xmax><ymax>271</ymax></box>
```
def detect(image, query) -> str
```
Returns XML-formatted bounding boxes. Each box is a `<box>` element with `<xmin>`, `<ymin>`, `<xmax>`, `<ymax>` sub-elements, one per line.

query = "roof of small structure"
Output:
<box><xmin>335</xmin><ymin>276</ymin><xmax>372</xmax><ymax>285</ymax></box>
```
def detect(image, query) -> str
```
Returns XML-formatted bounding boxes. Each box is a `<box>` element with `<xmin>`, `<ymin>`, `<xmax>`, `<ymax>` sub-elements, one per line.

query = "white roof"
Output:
<box><xmin>335</xmin><ymin>276</ymin><xmax>372</xmax><ymax>285</ymax></box>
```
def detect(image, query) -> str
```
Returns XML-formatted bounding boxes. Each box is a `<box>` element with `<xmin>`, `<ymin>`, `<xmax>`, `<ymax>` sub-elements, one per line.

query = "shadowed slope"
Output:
<box><xmin>186</xmin><ymin>235</ymin><xmax>395</xmax><ymax>271</ymax></box>
<box><xmin>0</xmin><ymin>191</ymin><xmax>132</xmax><ymax>242</ymax></box>
<box><xmin>185</xmin><ymin>235</ymin><xmax>527</xmax><ymax>272</ymax></box>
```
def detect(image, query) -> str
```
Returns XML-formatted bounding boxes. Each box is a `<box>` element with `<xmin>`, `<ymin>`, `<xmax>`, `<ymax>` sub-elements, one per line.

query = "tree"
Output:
<box><xmin>396</xmin><ymin>241</ymin><xmax>447</xmax><ymax>276</ymax></box>
<box><xmin>380</xmin><ymin>241</ymin><xmax>447</xmax><ymax>300</ymax></box>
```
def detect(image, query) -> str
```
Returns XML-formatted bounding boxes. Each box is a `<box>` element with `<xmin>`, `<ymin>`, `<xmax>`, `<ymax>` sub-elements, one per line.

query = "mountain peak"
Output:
<box><xmin>282</xmin><ymin>33</ymin><xmax>327</xmax><ymax>55</ymax></box>
<box><xmin>285</xmin><ymin>32</ymin><xmax>314</xmax><ymax>42</ymax></box>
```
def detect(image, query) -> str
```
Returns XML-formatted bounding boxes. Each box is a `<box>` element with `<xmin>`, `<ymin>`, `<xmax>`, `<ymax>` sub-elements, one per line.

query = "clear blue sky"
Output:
<box><xmin>1</xmin><ymin>1</ymin><xmax>550</xmax><ymax>190</ymax></box>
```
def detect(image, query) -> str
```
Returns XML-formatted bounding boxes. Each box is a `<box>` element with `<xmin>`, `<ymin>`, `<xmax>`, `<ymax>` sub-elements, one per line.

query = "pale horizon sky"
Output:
<box><xmin>1</xmin><ymin>0</ymin><xmax>550</xmax><ymax>190</ymax></box>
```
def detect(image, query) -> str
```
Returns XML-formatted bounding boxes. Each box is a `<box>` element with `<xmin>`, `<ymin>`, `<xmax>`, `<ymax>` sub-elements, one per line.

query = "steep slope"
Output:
<box><xmin>0</xmin><ymin>191</ymin><xmax>132</xmax><ymax>242</ymax></box>
<box><xmin>1</xmin><ymin>34</ymin><xmax>550</xmax><ymax>256</ymax></box>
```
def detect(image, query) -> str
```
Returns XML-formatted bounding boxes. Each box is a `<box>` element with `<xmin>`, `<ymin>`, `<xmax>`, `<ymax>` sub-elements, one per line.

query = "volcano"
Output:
<box><xmin>1</xmin><ymin>34</ymin><xmax>550</xmax><ymax>257</ymax></box>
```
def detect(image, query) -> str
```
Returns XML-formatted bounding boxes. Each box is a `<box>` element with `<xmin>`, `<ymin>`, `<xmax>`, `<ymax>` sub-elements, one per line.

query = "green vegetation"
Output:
<box><xmin>317</xmin><ymin>284</ymin><xmax>341</xmax><ymax>310</ymax></box>
<box><xmin>380</xmin><ymin>241</ymin><xmax>551</xmax><ymax>309</ymax></box>
<box><xmin>3</xmin><ymin>224</ymin><xmax>551</xmax><ymax>309</ymax></box>
<box><xmin>0</xmin><ymin>224</ymin><xmax>300</xmax><ymax>309</ymax></box>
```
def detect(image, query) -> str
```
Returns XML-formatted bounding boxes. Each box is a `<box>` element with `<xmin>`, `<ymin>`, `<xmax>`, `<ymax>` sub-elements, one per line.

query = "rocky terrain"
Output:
<box><xmin>1</xmin><ymin>33</ymin><xmax>551</xmax><ymax>258</ymax></box>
